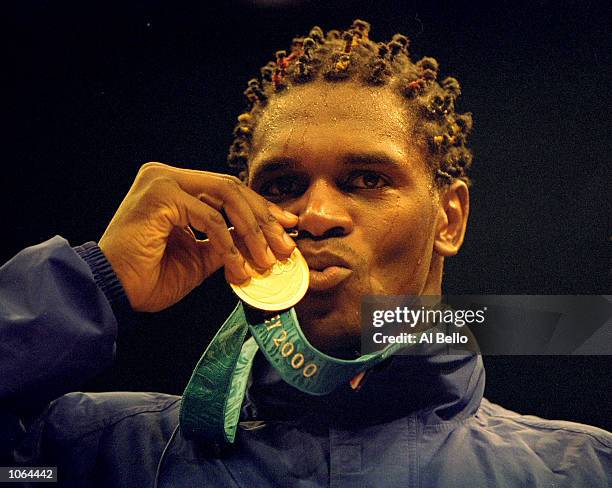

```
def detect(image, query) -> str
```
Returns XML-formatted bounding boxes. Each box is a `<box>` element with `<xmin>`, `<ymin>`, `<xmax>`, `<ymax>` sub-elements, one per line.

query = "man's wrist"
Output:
<box><xmin>73</xmin><ymin>241</ymin><xmax>133</xmax><ymax>319</ymax></box>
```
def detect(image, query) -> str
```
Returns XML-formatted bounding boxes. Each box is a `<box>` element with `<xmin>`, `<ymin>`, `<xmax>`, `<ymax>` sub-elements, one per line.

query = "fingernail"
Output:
<box><xmin>236</xmin><ymin>274</ymin><xmax>251</xmax><ymax>285</ymax></box>
<box><xmin>268</xmin><ymin>206</ymin><xmax>285</xmax><ymax>220</ymax></box>
<box><xmin>283</xmin><ymin>210</ymin><xmax>298</xmax><ymax>221</ymax></box>
<box><xmin>230</xmin><ymin>267</ymin><xmax>250</xmax><ymax>285</ymax></box>
<box><xmin>282</xmin><ymin>232</ymin><xmax>296</xmax><ymax>249</ymax></box>
<box><xmin>265</xmin><ymin>246</ymin><xmax>277</xmax><ymax>266</ymax></box>
<box><xmin>243</xmin><ymin>260</ymin><xmax>257</xmax><ymax>277</ymax></box>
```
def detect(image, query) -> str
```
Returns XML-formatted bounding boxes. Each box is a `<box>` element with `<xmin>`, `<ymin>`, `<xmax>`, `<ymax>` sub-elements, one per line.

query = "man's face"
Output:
<box><xmin>248</xmin><ymin>82</ymin><xmax>442</xmax><ymax>351</ymax></box>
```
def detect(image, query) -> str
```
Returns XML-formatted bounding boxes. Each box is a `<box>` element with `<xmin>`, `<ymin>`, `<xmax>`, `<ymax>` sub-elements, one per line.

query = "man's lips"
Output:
<box><xmin>308</xmin><ymin>266</ymin><xmax>353</xmax><ymax>291</ymax></box>
<box><xmin>299</xmin><ymin>250</ymin><xmax>353</xmax><ymax>291</ymax></box>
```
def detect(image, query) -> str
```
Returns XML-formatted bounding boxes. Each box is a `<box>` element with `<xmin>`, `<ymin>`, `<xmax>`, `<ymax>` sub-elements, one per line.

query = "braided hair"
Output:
<box><xmin>228</xmin><ymin>20</ymin><xmax>473</xmax><ymax>188</ymax></box>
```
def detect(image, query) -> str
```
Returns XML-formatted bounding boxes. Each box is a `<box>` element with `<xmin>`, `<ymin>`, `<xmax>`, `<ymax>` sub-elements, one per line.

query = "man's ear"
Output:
<box><xmin>433</xmin><ymin>180</ymin><xmax>470</xmax><ymax>257</ymax></box>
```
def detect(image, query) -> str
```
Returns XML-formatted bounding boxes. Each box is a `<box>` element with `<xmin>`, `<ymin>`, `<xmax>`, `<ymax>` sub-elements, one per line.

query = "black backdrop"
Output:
<box><xmin>4</xmin><ymin>1</ymin><xmax>611</xmax><ymax>430</ymax></box>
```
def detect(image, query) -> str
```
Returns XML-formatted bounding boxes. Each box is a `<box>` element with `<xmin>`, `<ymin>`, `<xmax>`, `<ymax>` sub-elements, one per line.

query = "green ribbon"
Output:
<box><xmin>179</xmin><ymin>302</ymin><xmax>409</xmax><ymax>445</ymax></box>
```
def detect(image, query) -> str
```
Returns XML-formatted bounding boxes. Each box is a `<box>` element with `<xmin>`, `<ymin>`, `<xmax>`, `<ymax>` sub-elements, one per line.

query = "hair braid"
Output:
<box><xmin>227</xmin><ymin>19</ymin><xmax>473</xmax><ymax>187</ymax></box>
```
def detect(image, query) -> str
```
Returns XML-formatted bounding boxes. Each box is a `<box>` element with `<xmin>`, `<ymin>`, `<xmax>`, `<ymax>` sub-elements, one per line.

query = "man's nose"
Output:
<box><xmin>288</xmin><ymin>180</ymin><xmax>354</xmax><ymax>238</ymax></box>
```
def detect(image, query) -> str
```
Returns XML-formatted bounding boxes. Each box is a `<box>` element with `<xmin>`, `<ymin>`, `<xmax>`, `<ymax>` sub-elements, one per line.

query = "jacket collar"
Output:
<box><xmin>243</xmin><ymin>341</ymin><xmax>485</xmax><ymax>427</ymax></box>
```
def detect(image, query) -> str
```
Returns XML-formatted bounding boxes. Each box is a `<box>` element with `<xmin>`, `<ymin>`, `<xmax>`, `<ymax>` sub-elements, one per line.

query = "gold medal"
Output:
<box><xmin>230</xmin><ymin>247</ymin><xmax>309</xmax><ymax>311</ymax></box>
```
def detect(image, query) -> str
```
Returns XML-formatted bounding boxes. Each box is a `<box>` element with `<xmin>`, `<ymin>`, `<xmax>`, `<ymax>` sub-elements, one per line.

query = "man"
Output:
<box><xmin>1</xmin><ymin>20</ymin><xmax>610</xmax><ymax>487</ymax></box>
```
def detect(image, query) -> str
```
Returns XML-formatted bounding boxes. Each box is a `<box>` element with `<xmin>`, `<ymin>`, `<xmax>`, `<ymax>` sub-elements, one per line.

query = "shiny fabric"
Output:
<box><xmin>1</xmin><ymin>237</ymin><xmax>610</xmax><ymax>487</ymax></box>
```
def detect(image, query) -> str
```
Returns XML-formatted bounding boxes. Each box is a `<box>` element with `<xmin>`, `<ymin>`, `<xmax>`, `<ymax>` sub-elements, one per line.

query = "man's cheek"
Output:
<box><xmin>350</xmin><ymin>253</ymin><xmax>393</xmax><ymax>296</ymax></box>
<box><xmin>378</xmin><ymin>236</ymin><xmax>428</xmax><ymax>289</ymax></box>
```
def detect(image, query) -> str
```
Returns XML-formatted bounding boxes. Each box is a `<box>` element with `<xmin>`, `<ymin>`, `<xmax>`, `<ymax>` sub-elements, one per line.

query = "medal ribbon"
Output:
<box><xmin>179</xmin><ymin>302</ymin><xmax>412</xmax><ymax>445</ymax></box>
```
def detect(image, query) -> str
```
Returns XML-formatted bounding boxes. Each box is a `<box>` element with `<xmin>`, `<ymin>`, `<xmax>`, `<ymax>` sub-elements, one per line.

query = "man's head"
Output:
<box><xmin>227</xmin><ymin>20</ymin><xmax>472</xmax><ymax>351</ymax></box>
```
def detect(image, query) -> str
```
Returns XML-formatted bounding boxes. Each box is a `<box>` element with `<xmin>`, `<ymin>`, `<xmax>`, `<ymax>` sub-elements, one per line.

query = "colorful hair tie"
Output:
<box><xmin>404</xmin><ymin>78</ymin><xmax>426</xmax><ymax>97</ymax></box>
<box><xmin>273</xmin><ymin>50</ymin><xmax>288</xmax><ymax>89</ymax></box>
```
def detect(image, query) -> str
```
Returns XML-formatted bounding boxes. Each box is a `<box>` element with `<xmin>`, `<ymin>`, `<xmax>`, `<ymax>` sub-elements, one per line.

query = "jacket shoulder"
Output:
<box><xmin>43</xmin><ymin>391</ymin><xmax>181</xmax><ymax>442</ymax></box>
<box><xmin>477</xmin><ymin>397</ymin><xmax>612</xmax><ymax>448</ymax></box>
<box><xmin>460</xmin><ymin>398</ymin><xmax>611</xmax><ymax>486</ymax></box>
<box><xmin>13</xmin><ymin>392</ymin><xmax>182</xmax><ymax>485</ymax></box>
<box><xmin>421</xmin><ymin>399</ymin><xmax>610</xmax><ymax>487</ymax></box>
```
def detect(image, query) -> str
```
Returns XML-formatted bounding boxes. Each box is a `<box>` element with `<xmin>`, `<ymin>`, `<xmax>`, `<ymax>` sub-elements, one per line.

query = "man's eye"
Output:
<box><xmin>259</xmin><ymin>176</ymin><xmax>304</xmax><ymax>198</ymax></box>
<box><xmin>345</xmin><ymin>171</ymin><xmax>390</xmax><ymax>190</ymax></box>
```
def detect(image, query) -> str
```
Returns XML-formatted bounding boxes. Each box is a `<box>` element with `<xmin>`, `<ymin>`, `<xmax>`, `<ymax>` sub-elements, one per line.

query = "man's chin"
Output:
<box><xmin>294</xmin><ymin>296</ymin><xmax>361</xmax><ymax>354</ymax></box>
<box><xmin>295</xmin><ymin>290</ymin><xmax>349</xmax><ymax>325</ymax></box>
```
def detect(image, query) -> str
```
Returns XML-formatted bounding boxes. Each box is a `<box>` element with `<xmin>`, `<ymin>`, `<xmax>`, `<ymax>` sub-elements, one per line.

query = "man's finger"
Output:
<box><xmin>138</xmin><ymin>163</ymin><xmax>297</xmax><ymax>268</ymax></box>
<box><xmin>176</xmin><ymin>191</ymin><xmax>253</xmax><ymax>283</ymax></box>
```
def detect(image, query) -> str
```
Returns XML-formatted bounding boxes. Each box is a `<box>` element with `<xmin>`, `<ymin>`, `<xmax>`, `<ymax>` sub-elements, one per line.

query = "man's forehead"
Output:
<box><xmin>247</xmin><ymin>90</ymin><xmax>431</xmax><ymax>185</ymax></box>
<box><xmin>255</xmin><ymin>82</ymin><xmax>412</xmax><ymax>129</ymax></box>
<box><xmin>249</xmin><ymin>83</ymin><xmax>417</xmax><ymax>167</ymax></box>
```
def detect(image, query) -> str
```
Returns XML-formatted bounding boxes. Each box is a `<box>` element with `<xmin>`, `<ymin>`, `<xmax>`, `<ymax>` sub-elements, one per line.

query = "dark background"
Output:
<box><xmin>4</xmin><ymin>1</ymin><xmax>611</xmax><ymax>429</ymax></box>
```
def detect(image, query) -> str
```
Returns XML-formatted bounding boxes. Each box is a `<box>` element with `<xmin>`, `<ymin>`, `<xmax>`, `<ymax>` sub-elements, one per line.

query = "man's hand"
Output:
<box><xmin>98</xmin><ymin>162</ymin><xmax>298</xmax><ymax>312</ymax></box>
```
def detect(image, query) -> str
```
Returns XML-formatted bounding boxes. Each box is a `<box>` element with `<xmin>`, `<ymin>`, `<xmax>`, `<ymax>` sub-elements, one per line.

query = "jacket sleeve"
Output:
<box><xmin>0</xmin><ymin>236</ymin><xmax>131</xmax><ymax>458</ymax></box>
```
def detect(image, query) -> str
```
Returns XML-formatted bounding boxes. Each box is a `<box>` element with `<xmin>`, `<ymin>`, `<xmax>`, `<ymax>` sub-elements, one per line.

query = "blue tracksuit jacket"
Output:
<box><xmin>1</xmin><ymin>236</ymin><xmax>610</xmax><ymax>487</ymax></box>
